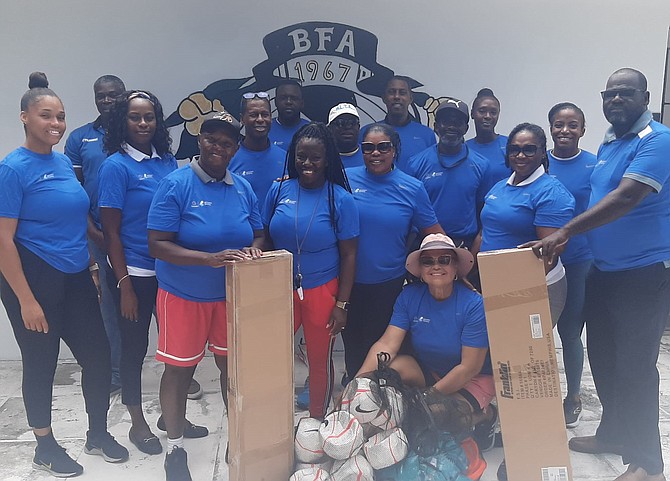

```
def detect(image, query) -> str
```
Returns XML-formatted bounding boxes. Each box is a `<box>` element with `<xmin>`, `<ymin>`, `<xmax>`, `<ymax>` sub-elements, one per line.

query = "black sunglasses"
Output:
<box><xmin>331</xmin><ymin>118</ymin><xmax>359</xmax><ymax>129</ymax></box>
<box><xmin>600</xmin><ymin>88</ymin><xmax>644</xmax><ymax>100</ymax></box>
<box><xmin>419</xmin><ymin>255</ymin><xmax>452</xmax><ymax>267</ymax></box>
<box><xmin>508</xmin><ymin>144</ymin><xmax>539</xmax><ymax>157</ymax></box>
<box><xmin>361</xmin><ymin>141</ymin><xmax>394</xmax><ymax>154</ymax></box>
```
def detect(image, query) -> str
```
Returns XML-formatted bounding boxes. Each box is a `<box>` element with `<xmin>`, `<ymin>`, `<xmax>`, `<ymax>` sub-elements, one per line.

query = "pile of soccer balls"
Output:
<box><xmin>291</xmin><ymin>377</ymin><xmax>408</xmax><ymax>481</ymax></box>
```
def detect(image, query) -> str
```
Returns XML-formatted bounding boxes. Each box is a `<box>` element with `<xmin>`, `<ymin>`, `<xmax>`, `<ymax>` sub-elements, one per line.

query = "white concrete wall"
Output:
<box><xmin>0</xmin><ymin>1</ymin><xmax>669</xmax><ymax>359</ymax></box>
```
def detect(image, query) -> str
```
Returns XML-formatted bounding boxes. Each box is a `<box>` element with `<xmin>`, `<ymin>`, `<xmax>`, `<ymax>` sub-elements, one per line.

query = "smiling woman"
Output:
<box><xmin>98</xmin><ymin>90</ymin><xmax>181</xmax><ymax>457</ymax></box>
<box><xmin>0</xmin><ymin>72</ymin><xmax>128</xmax><ymax>477</ymax></box>
<box><xmin>264</xmin><ymin>122</ymin><xmax>359</xmax><ymax>419</ymax></box>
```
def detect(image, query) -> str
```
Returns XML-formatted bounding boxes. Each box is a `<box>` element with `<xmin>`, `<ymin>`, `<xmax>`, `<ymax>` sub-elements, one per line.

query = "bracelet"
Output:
<box><xmin>116</xmin><ymin>274</ymin><xmax>130</xmax><ymax>289</ymax></box>
<box><xmin>88</xmin><ymin>263</ymin><xmax>99</xmax><ymax>273</ymax></box>
<box><xmin>335</xmin><ymin>300</ymin><xmax>350</xmax><ymax>311</ymax></box>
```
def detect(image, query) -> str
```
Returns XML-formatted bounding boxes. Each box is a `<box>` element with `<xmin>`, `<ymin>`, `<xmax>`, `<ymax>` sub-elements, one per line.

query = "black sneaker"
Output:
<box><xmin>564</xmin><ymin>398</ymin><xmax>582</xmax><ymax>428</ymax></box>
<box><xmin>165</xmin><ymin>447</ymin><xmax>192</xmax><ymax>481</ymax></box>
<box><xmin>33</xmin><ymin>443</ymin><xmax>83</xmax><ymax>478</ymax></box>
<box><xmin>497</xmin><ymin>459</ymin><xmax>507</xmax><ymax>481</ymax></box>
<box><xmin>187</xmin><ymin>379</ymin><xmax>203</xmax><ymax>400</ymax></box>
<box><xmin>84</xmin><ymin>431</ymin><xmax>129</xmax><ymax>463</ymax></box>
<box><xmin>472</xmin><ymin>404</ymin><xmax>497</xmax><ymax>452</ymax></box>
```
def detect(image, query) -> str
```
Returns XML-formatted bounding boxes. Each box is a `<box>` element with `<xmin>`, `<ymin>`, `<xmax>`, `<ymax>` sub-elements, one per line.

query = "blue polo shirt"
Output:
<box><xmin>269</xmin><ymin>118</ymin><xmax>309</xmax><ymax>151</ymax></box>
<box><xmin>64</xmin><ymin>119</ymin><xmax>107</xmax><ymax>227</ymax></box>
<box><xmin>340</xmin><ymin>148</ymin><xmax>365</xmax><ymax>170</ymax></box>
<box><xmin>228</xmin><ymin>143</ymin><xmax>286</xmax><ymax>210</ymax></box>
<box><xmin>406</xmin><ymin>144</ymin><xmax>488</xmax><ymax>242</ymax></box>
<box><xmin>98</xmin><ymin>146</ymin><xmax>177</xmax><ymax>270</ymax></box>
<box><xmin>588</xmin><ymin>112</ymin><xmax>670</xmax><ymax>271</ymax></box>
<box><xmin>0</xmin><ymin>147</ymin><xmax>90</xmax><ymax>273</ymax></box>
<box><xmin>263</xmin><ymin>179</ymin><xmax>359</xmax><ymax>289</ymax></box>
<box><xmin>466</xmin><ymin>135</ymin><xmax>510</xmax><ymax>195</ymax></box>
<box><xmin>347</xmin><ymin>166</ymin><xmax>438</xmax><ymax>284</ymax></box>
<box><xmin>480</xmin><ymin>166</ymin><xmax>575</xmax><ymax>252</ymax></box>
<box><xmin>548</xmin><ymin>150</ymin><xmax>595</xmax><ymax>265</ymax></box>
<box><xmin>390</xmin><ymin>282</ymin><xmax>492</xmax><ymax>377</ymax></box>
<box><xmin>362</xmin><ymin>119</ymin><xmax>436</xmax><ymax>173</ymax></box>
<box><xmin>148</xmin><ymin>162</ymin><xmax>262</xmax><ymax>302</ymax></box>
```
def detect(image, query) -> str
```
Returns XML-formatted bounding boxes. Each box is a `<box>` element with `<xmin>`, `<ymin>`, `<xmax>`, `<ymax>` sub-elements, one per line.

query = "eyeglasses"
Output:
<box><xmin>361</xmin><ymin>141</ymin><xmax>394</xmax><ymax>154</ymax></box>
<box><xmin>508</xmin><ymin>144</ymin><xmax>539</xmax><ymax>157</ymax></box>
<box><xmin>419</xmin><ymin>255</ymin><xmax>452</xmax><ymax>267</ymax></box>
<box><xmin>331</xmin><ymin>118</ymin><xmax>359</xmax><ymax>129</ymax></box>
<box><xmin>242</xmin><ymin>92</ymin><xmax>270</xmax><ymax>100</ymax></box>
<box><xmin>600</xmin><ymin>88</ymin><xmax>644</xmax><ymax>100</ymax></box>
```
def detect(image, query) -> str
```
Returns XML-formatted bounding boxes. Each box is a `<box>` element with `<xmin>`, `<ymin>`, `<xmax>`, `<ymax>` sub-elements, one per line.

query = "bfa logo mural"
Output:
<box><xmin>166</xmin><ymin>21</ymin><xmax>450</xmax><ymax>159</ymax></box>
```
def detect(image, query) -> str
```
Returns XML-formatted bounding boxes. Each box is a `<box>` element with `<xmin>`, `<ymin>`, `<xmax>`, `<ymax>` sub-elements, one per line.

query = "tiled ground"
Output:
<box><xmin>1</xmin><ymin>332</ymin><xmax>669</xmax><ymax>481</ymax></box>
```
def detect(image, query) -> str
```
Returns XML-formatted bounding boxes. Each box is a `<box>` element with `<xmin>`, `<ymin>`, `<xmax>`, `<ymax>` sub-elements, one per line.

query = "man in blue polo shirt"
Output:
<box><xmin>328</xmin><ymin>103</ymin><xmax>364</xmax><ymax>169</ymax></box>
<box><xmin>65</xmin><ymin>75</ymin><xmax>125</xmax><ymax>395</ymax></box>
<box><xmin>363</xmin><ymin>76</ymin><xmax>436</xmax><ymax>172</ymax></box>
<box><xmin>269</xmin><ymin>80</ymin><xmax>309</xmax><ymax>150</ymax></box>
<box><xmin>529</xmin><ymin>68</ymin><xmax>670</xmax><ymax>481</ymax></box>
<box><xmin>406</xmin><ymin>98</ymin><xmax>489</xmax><ymax>250</ymax></box>
<box><xmin>228</xmin><ymin>92</ymin><xmax>285</xmax><ymax>208</ymax></box>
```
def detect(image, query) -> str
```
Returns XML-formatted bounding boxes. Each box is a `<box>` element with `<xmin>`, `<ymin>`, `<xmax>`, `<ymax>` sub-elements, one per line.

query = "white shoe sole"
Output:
<box><xmin>83</xmin><ymin>446</ymin><xmax>128</xmax><ymax>463</ymax></box>
<box><xmin>32</xmin><ymin>461</ymin><xmax>82</xmax><ymax>478</ymax></box>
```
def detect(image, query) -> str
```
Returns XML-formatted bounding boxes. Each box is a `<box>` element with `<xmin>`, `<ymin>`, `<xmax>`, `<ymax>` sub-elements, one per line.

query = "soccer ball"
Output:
<box><xmin>363</xmin><ymin>427</ymin><xmax>409</xmax><ymax>469</ymax></box>
<box><xmin>295</xmin><ymin>417</ymin><xmax>326</xmax><ymax>463</ymax></box>
<box><xmin>330</xmin><ymin>454</ymin><xmax>374</xmax><ymax>481</ymax></box>
<box><xmin>289</xmin><ymin>467</ymin><xmax>332</xmax><ymax>481</ymax></box>
<box><xmin>340</xmin><ymin>377</ymin><xmax>384</xmax><ymax>425</ymax></box>
<box><xmin>370</xmin><ymin>386</ymin><xmax>406</xmax><ymax>430</ymax></box>
<box><xmin>319</xmin><ymin>411</ymin><xmax>364</xmax><ymax>460</ymax></box>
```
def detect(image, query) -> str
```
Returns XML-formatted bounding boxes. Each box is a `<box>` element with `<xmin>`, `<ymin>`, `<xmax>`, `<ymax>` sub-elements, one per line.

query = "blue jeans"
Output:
<box><xmin>557</xmin><ymin>259</ymin><xmax>591</xmax><ymax>398</ymax></box>
<box><xmin>586</xmin><ymin>262</ymin><xmax>670</xmax><ymax>475</ymax></box>
<box><xmin>90</xmin><ymin>241</ymin><xmax>122</xmax><ymax>386</ymax></box>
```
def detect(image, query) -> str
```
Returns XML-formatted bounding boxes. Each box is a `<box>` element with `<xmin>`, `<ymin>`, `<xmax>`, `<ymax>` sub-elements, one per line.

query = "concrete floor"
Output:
<box><xmin>1</xmin><ymin>332</ymin><xmax>670</xmax><ymax>481</ymax></box>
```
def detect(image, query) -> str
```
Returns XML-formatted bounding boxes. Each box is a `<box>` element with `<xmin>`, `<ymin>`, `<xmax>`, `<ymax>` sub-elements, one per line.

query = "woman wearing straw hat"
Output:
<box><xmin>355</xmin><ymin>233</ymin><xmax>496</xmax><ymax>451</ymax></box>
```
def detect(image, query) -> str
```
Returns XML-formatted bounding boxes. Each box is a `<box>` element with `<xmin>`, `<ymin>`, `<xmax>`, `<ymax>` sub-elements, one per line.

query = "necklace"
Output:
<box><xmin>294</xmin><ymin>183</ymin><xmax>325</xmax><ymax>300</ymax></box>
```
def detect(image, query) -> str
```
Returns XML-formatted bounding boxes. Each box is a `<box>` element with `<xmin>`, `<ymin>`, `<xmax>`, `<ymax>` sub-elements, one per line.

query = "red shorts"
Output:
<box><xmin>155</xmin><ymin>288</ymin><xmax>228</xmax><ymax>367</ymax></box>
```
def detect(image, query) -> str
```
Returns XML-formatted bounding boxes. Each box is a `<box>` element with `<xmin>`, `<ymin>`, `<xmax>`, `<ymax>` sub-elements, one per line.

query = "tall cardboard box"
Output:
<box><xmin>226</xmin><ymin>250</ymin><xmax>294</xmax><ymax>481</ymax></box>
<box><xmin>478</xmin><ymin>248</ymin><xmax>572</xmax><ymax>481</ymax></box>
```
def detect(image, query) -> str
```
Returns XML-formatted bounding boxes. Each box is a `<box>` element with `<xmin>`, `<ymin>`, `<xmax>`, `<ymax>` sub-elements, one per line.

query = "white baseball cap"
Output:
<box><xmin>328</xmin><ymin>103</ymin><xmax>360</xmax><ymax>125</ymax></box>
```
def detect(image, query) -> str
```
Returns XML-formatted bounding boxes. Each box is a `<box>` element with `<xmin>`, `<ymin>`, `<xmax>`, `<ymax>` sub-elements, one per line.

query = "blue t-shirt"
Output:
<box><xmin>390</xmin><ymin>282</ymin><xmax>492</xmax><ymax>377</ymax></box>
<box><xmin>466</xmin><ymin>135</ymin><xmax>510</xmax><ymax>195</ymax></box>
<box><xmin>269</xmin><ymin>118</ymin><xmax>310</xmax><ymax>151</ymax></box>
<box><xmin>548</xmin><ymin>150</ymin><xmax>595</xmax><ymax>265</ymax></box>
<box><xmin>406</xmin><ymin>144</ymin><xmax>488</xmax><ymax>241</ymax></box>
<box><xmin>64</xmin><ymin>120</ymin><xmax>107</xmax><ymax>227</ymax></box>
<box><xmin>588</xmin><ymin>118</ymin><xmax>670</xmax><ymax>271</ymax></box>
<box><xmin>147</xmin><ymin>166</ymin><xmax>262</xmax><ymax>302</ymax></box>
<box><xmin>98</xmin><ymin>151</ymin><xmax>177</xmax><ymax>270</ymax></box>
<box><xmin>361</xmin><ymin>119</ymin><xmax>436</xmax><ymax>173</ymax></box>
<box><xmin>480</xmin><ymin>171</ymin><xmax>575</xmax><ymax>252</ymax></box>
<box><xmin>263</xmin><ymin>179</ymin><xmax>359</xmax><ymax>289</ymax></box>
<box><xmin>228</xmin><ymin>143</ymin><xmax>286</xmax><ymax>210</ymax></box>
<box><xmin>340</xmin><ymin>149</ymin><xmax>365</xmax><ymax>170</ymax></box>
<box><xmin>347</xmin><ymin>166</ymin><xmax>438</xmax><ymax>284</ymax></box>
<box><xmin>0</xmin><ymin>147</ymin><xmax>89</xmax><ymax>273</ymax></box>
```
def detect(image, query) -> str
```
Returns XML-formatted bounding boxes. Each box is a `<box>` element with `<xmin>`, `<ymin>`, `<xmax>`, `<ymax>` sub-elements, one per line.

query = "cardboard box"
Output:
<box><xmin>477</xmin><ymin>248</ymin><xmax>572</xmax><ymax>481</ymax></box>
<box><xmin>226</xmin><ymin>250</ymin><xmax>295</xmax><ymax>481</ymax></box>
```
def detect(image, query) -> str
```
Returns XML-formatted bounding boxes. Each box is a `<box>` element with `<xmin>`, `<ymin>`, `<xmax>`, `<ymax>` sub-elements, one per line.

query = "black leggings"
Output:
<box><xmin>106</xmin><ymin>270</ymin><xmax>157</xmax><ymax>406</ymax></box>
<box><xmin>1</xmin><ymin>244</ymin><xmax>111</xmax><ymax>432</ymax></box>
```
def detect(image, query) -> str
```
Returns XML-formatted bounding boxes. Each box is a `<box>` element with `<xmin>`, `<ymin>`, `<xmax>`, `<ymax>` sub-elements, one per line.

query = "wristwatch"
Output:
<box><xmin>335</xmin><ymin>300</ymin><xmax>350</xmax><ymax>311</ymax></box>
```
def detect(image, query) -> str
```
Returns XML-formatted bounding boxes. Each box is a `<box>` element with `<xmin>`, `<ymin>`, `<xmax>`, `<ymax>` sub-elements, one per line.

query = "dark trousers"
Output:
<box><xmin>585</xmin><ymin>262</ymin><xmax>670</xmax><ymax>475</ymax></box>
<box><xmin>106</xmin><ymin>270</ymin><xmax>157</xmax><ymax>406</ymax></box>
<box><xmin>342</xmin><ymin>276</ymin><xmax>405</xmax><ymax>379</ymax></box>
<box><xmin>1</xmin><ymin>244</ymin><xmax>111</xmax><ymax>432</ymax></box>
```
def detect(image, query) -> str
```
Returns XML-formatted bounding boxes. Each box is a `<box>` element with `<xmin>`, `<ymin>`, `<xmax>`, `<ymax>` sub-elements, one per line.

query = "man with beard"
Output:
<box><xmin>328</xmin><ymin>103</ymin><xmax>364</xmax><ymax>169</ymax></box>
<box><xmin>527</xmin><ymin>68</ymin><xmax>670</xmax><ymax>481</ymax></box>
<box><xmin>406</xmin><ymin>99</ymin><xmax>489</xmax><ymax>251</ymax></box>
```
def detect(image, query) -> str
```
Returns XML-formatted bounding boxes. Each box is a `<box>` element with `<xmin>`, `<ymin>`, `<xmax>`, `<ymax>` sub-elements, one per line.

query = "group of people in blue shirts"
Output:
<box><xmin>1</xmin><ymin>66</ymin><xmax>670</xmax><ymax>481</ymax></box>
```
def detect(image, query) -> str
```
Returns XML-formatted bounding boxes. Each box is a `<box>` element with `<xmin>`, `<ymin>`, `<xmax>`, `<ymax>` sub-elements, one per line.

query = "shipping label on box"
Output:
<box><xmin>478</xmin><ymin>248</ymin><xmax>572</xmax><ymax>481</ymax></box>
<box><xmin>226</xmin><ymin>250</ymin><xmax>294</xmax><ymax>481</ymax></box>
